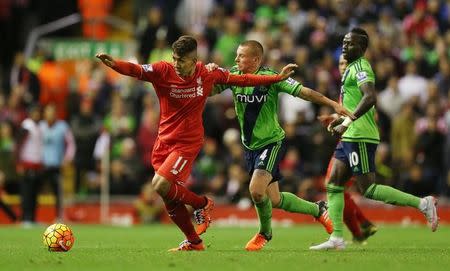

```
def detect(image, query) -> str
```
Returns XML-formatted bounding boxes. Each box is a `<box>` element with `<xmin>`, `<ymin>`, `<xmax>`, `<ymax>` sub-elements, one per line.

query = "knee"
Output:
<box><xmin>151</xmin><ymin>175</ymin><xmax>170</xmax><ymax>196</ymax></box>
<box><xmin>362</xmin><ymin>183</ymin><xmax>377</xmax><ymax>198</ymax></box>
<box><xmin>355</xmin><ymin>176</ymin><xmax>376</xmax><ymax>197</ymax></box>
<box><xmin>249</xmin><ymin>189</ymin><xmax>265</xmax><ymax>204</ymax></box>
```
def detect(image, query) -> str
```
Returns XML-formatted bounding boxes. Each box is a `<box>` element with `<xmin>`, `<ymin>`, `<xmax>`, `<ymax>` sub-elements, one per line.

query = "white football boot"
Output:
<box><xmin>420</xmin><ymin>196</ymin><xmax>439</xmax><ymax>232</ymax></box>
<box><xmin>309</xmin><ymin>236</ymin><xmax>346</xmax><ymax>250</ymax></box>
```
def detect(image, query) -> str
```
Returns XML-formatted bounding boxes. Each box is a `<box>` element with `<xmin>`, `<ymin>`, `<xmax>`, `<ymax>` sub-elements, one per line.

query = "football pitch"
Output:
<box><xmin>0</xmin><ymin>224</ymin><xmax>449</xmax><ymax>271</ymax></box>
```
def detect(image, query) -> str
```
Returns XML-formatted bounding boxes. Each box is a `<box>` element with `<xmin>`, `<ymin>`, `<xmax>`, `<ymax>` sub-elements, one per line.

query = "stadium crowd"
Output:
<box><xmin>0</xmin><ymin>0</ymin><xmax>449</xmax><ymax>222</ymax></box>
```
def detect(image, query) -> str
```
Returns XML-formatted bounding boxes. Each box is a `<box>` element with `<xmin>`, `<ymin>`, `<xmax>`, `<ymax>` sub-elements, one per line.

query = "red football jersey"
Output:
<box><xmin>112</xmin><ymin>61</ymin><xmax>282</xmax><ymax>144</ymax></box>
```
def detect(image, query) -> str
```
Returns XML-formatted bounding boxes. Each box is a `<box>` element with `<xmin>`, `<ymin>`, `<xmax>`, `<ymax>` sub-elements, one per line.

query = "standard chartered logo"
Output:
<box><xmin>236</xmin><ymin>94</ymin><xmax>268</xmax><ymax>103</ymax></box>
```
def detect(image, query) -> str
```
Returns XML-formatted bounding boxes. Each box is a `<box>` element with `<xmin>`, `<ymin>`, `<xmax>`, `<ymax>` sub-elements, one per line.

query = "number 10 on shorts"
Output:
<box><xmin>349</xmin><ymin>151</ymin><xmax>359</xmax><ymax>167</ymax></box>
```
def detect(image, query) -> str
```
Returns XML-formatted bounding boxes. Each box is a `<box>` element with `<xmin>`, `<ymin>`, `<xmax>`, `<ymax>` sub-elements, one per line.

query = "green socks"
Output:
<box><xmin>255</xmin><ymin>196</ymin><xmax>272</xmax><ymax>236</ymax></box>
<box><xmin>327</xmin><ymin>183</ymin><xmax>345</xmax><ymax>238</ymax></box>
<box><xmin>277</xmin><ymin>192</ymin><xmax>319</xmax><ymax>217</ymax></box>
<box><xmin>364</xmin><ymin>184</ymin><xmax>421</xmax><ymax>208</ymax></box>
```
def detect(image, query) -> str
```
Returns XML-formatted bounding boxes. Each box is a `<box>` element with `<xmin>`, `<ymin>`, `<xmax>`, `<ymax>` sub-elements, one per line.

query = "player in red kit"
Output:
<box><xmin>96</xmin><ymin>35</ymin><xmax>298</xmax><ymax>251</ymax></box>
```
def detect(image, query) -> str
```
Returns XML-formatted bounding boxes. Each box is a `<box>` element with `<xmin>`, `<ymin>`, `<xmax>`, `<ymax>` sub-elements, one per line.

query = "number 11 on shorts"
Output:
<box><xmin>170</xmin><ymin>156</ymin><xmax>188</xmax><ymax>175</ymax></box>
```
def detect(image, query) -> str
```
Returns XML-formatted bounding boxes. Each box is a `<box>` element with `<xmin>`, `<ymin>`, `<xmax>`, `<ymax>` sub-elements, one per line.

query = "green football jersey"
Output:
<box><xmin>340</xmin><ymin>57</ymin><xmax>379</xmax><ymax>143</ymax></box>
<box><xmin>215</xmin><ymin>66</ymin><xmax>302</xmax><ymax>150</ymax></box>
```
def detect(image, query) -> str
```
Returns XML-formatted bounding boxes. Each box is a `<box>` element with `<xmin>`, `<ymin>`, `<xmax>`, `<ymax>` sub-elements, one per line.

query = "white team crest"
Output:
<box><xmin>356</xmin><ymin>71</ymin><xmax>368</xmax><ymax>81</ymax></box>
<box><xmin>197</xmin><ymin>77</ymin><xmax>202</xmax><ymax>85</ymax></box>
<box><xmin>142</xmin><ymin>64</ymin><xmax>153</xmax><ymax>72</ymax></box>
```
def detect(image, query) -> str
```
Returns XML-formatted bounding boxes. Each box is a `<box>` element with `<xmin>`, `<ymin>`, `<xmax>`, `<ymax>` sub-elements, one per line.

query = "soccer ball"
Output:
<box><xmin>42</xmin><ymin>223</ymin><xmax>75</xmax><ymax>252</ymax></box>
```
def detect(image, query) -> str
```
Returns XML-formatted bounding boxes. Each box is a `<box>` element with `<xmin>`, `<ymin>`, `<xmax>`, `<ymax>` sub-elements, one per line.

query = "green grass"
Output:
<box><xmin>0</xmin><ymin>224</ymin><xmax>449</xmax><ymax>271</ymax></box>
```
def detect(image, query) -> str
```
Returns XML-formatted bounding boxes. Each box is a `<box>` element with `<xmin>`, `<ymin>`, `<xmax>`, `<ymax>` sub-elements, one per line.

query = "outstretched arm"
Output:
<box><xmin>299</xmin><ymin>87</ymin><xmax>355</xmax><ymax>119</ymax></box>
<box><xmin>96</xmin><ymin>53</ymin><xmax>143</xmax><ymax>79</ymax></box>
<box><xmin>224</xmin><ymin>63</ymin><xmax>298</xmax><ymax>86</ymax></box>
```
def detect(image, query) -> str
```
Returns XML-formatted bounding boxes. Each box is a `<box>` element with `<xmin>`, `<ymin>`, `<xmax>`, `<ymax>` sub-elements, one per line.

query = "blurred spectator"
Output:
<box><xmin>38</xmin><ymin>56</ymin><xmax>69</xmax><ymax>120</ymax></box>
<box><xmin>378</xmin><ymin>76</ymin><xmax>405</xmax><ymax>120</ymax></box>
<box><xmin>398</xmin><ymin>61</ymin><xmax>428</xmax><ymax>104</ymax></box>
<box><xmin>401</xmin><ymin>33</ymin><xmax>440</xmax><ymax>77</ymax></box>
<box><xmin>434</xmin><ymin>59</ymin><xmax>450</xmax><ymax>97</ymax></box>
<box><xmin>213</xmin><ymin>17</ymin><xmax>244</xmax><ymax>68</ymax></box>
<box><xmin>309</xmin><ymin>107</ymin><xmax>338</xmax><ymax>176</ymax></box>
<box><xmin>296</xmin><ymin>10</ymin><xmax>318</xmax><ymax>45</ymax></box>
<box><xmin>391</xmin><ymin>102</ymin><xmax>416</xmax><ymax>170</ymax></box>
<box><xmin>70</xmin><ymin>98</ymin><xmax>102</xmax><ymax>195</ymax></box>
<box><xmin>279</xmin><ymin>91</ymin><xmax>314</xmax><ymax>124</ymax></box>
<box><xmin>445</xmin><ymin>101</ymin><xmax>450</xmax><ymax>196</ymax></box>
<box><xmin>377</xmin><ymin>7</ymin><xmax>402</xmax><ymax>40</ymax></box>
<box><xmin>254</xmin><ymin>0</ymin><xmax>287</xmax><ymax>28</ymax></box>
<box><xmin>78</xmin><ymin>0</ymin><xmax>112</xmax><ymax>40</ymax></box>
<box><xmin>0</xmin><ymin>90</ymin><xmax>27</xmax><ymax>128</ymax></box>
<box><xmin>110</xmin><ymin>138</ymin><xmax>143</xmax><ymax>195</ymax></box>
<box><xmin>415</xmin><ymin>114</ymin><xmax>446</xmax><ymax>195</ymax></box>
<box><xmin>0</xmin><ymin>121</ymin><xmax>17</xmax><ymax>189</ymax></box>
<box><xmin>40</xmin><ymin>104</ymin><xmax>75</xmax><ymax>221</ymax></box>
<box><xmin>415</xmin><ymin>102</ymin><xmax>447</xmax><ymax>135</ymax></box>
<box><xmin>285</xmin><ymin>0</ymin><xmax>307</xmax><ymax>39</ymax></box>
<box><xmin>326</xmin><ymin>6</ymin><xmax>356</xmax><ymax>50</ymax></box>
<box><xmin>134</xmin><ymin>182</ymin><xmax>164</xmax><ymax>223</ymax></box>
<box><xmin>354</xmin><ymin>0</ymin><xmax>378</xmax><ymax>24</ymax></box>
<box><xmin>279</xmin><ymin>146</ymin><xmax>302</xmax><ymax>193</ymax></box>
<box><xmin>223</xmin><ymin>139</ymin><xmax>246</xmax><ymax>168</ymax></box>
<box><xmin>427</xmin><ymin>0</ymin><xmax>449</xmax><ymax>33</ymax></box>
<box><xmin>225</xmin><ymin>163</ymin><xmax>250</xmax><ymax>205</ymax></box>
<box><xmin>233</xmin><ymin>0</ymin><xmax>254</xmax><ymax>32</ymax></box>
<box><xmin>402</xmin><ymin>0</ymin><xmax>438</xmax><ymax>41</ymax></box>
<box><xmin>138</xmin><ymin>6</ymin><xmax>180</xmax><ymax>63</ymax></box>
<box><xmin>0</xmin><ymin>120</ymin><xmax>20</xmax><ymax>223</ymax></box>
<box><xmin>403</xmin><ymin>164</ymin><xmax>427</xmax><ymax>197</ymax></box>
<box><xmin>204</xmin><ymin>10</ymin><xmax>222</xmax><ymax>50</ymax></box>
<box><xmin>147</xmin><ymin>38</ymin><xmax>173</xmax><ymax>64</ymax></box>
<box><xmin>0</xmin><ymin>172</ymin><xmax>17</xmax><ymax>222</ymax></box>
<box><xmin>175</xmin><ymin>0</ymin><xmax>214</xmax><ymax>34</ymax></box>
<box><xmin>17</xmin><ymin>105</ymin><xmax>42</xmax><ymax>225</ymax></box>
<box><xmin>9</xmin><ymin>52</ymin><xmax>40</xmax><ymax>104</ymax></box>
<box><xmin>136</xmin><ymin>107</ymin><xmax>158</xmax><ymax>172</ymax></box>
<box><xmin>245</xmin><ymin>17</ymin><xmax>271</xmax><ymax>51</ymax></box>
<box><xmin>192</xmin><ymin>138</ymin><xmax>224</xmax><ymax>194</ymax></box>
<box><xmin>103</xmin><ymin>95</ymin><xmax>136</xmax><ymax>159</ymax></box>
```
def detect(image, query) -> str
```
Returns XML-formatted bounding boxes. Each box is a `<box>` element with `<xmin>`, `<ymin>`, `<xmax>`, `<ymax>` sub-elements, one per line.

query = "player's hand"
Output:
<box><xmin>206</xmin><ymin>63</ymin><xmax>219</xmax><ymax>72</ymax></box>
<box><xmin>332</xmin><ymin>124</ymin><xmax>348</xmax><ymax>136</ymax></box>
<box><xmin>96</xmin><ymin>53</ymin><xmax>116</xmax><ymax>68</ymax></box>
<box><xmin>317</xmin><ymin>114</ymin><xmax>338</xmax><ymax>127</ymax></box>
<box><xmin>327</xmin><ymin>117</ymin><xmax>344</xmax><ymax>133</ymax></box>
<box><xmin>279</xmin><ymin>63</ymin><xmax>298</xmax><ymax>80</ymax></box>
<box><xmin>332</xmin><ymin>102</ymin><xmax>356</xmax><ymax>120</ymax></box>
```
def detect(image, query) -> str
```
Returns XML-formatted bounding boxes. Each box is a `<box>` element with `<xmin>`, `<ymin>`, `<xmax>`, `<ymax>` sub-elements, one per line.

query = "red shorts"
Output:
<box><xmin>151</xmin><ymin>139</ymin><xmax>203</xmax><ymax>183</ymax></box>
<box><xmin>325</xmin><ymin>158</ymin><xmax>355</xmax><ymax>188</ymax></box>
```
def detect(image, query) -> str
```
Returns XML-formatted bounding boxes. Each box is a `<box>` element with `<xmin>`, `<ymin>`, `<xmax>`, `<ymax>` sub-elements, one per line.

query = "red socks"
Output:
<box><xmin>165</xmin><ymin>181</ymin><xmax>207</xmax><ymax>210</ymax></box>
<box><xmin>164</xmin><ymin>200</ymin><xmax>201</xmax><ymax>243</ymax></box>
<box><xmin>343</xmin><ymin>192</ymin><xmax>363</xmax><ymax>237</ymax></box>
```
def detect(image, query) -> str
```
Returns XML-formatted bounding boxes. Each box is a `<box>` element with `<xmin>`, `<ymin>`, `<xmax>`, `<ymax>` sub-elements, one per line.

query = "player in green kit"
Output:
<box><xmin>310</xmin><ymin>28</ymin><xmax>439</xmax><ymax>250</ymax></box>
<box><xmin>209</xmin><ymin>40</ymin><xmax>355</xmax><ymax>251</ymax></box>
